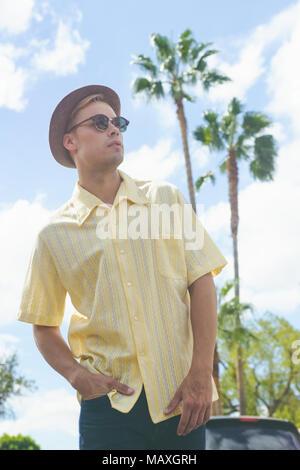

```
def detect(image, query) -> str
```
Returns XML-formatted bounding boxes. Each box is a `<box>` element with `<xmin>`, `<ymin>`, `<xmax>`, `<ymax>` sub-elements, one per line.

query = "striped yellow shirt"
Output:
<box><xmin>17</xmin><ymin>168</ymin><xmax>228</xmax><ymax>424</ymax></box>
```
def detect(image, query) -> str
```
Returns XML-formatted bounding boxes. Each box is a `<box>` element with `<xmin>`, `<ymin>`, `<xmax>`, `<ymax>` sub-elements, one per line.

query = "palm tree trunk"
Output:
<box><xmin>174</xmin><ymin>98</ymin><xmax>197</xmax><ymax>213</ymax></box>
<box><xmin>227</xmin><ymin>146</ymin><xmax>246</xmax><ymax>415</ymax></box>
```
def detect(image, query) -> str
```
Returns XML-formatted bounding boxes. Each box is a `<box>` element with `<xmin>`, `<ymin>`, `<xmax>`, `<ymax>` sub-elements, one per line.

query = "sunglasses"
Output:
<box><xmin>66</xmin><ymin>114</ymin><xmax>130</xmax><ymax>133</ymax></box>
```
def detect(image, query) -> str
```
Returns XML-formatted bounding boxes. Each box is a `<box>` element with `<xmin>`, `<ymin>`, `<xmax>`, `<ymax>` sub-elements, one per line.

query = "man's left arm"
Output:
<box><xmin>164</xmin><ymin>272</ymin><xmax>217</xmax><ymax>436</ymax></box>
<box><xmin>189</xmin><ymin>271</ymin><xmax>217</xmax><ymax>375</ymax></box>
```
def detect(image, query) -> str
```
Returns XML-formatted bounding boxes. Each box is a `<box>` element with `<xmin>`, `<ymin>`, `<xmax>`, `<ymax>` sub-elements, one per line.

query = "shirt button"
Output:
<box><xmin>120</xmin><ymin>249</ymin><xmax>125</xmax><ymax>254</ymax></box>
<box><xmin>127</xmin><ymin>281</ymin><xmax>132</xmax><ymax>286</ymax></box>
<box><xmin>134</xmin><ymin>315</ymin><xmax>138</xmax><ymax>321</ymax></box>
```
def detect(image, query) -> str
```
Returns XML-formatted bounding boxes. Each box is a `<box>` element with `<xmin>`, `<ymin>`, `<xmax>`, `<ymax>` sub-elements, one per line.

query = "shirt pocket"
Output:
<box><xmin>154</xmin><ymin>237</ymin><xmax>187</xmax><ymax>280</ymax></box>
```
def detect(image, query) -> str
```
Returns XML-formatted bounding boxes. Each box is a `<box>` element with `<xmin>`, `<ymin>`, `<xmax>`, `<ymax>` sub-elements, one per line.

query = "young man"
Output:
<box><xmin>17</xmin><ymin>84</ymin><xmax>228</xmax><ymax>450</ymax></box>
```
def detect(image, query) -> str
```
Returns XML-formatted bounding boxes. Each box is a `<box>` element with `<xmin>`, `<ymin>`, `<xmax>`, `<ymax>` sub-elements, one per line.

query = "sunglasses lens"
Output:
<box><xmin>93</xmin><ymin>115</ymin><xmax>129</xmax><ymax>132</ymax></box>
<box><xmin>94</xmin><ymin>115</ymin><xmax>109</xmax><ymax>130</ymax></box>
<box><xmin>113</xmin><ymin>117</ymin><xmax>128</xmax><ymax>132</ymax></box>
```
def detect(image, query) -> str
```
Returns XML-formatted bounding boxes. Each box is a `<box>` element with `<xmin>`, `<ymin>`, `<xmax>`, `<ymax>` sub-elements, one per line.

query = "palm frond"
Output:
<box><xmin>131</xmin><ymin>77</ymin><xmax>153</xmax><ymax>96</ymax></box>
<box><xmin>228</xmin><ymin>97</ymin><xmax>243</xmax><ymax>116</ymax></box>
<box><xmin>194</xmin><ymin>110</ymin><xmax>224</xmax><ymax>150</ymax></box>
<box><xmin>203</xmin><ymin>110</ymin><xmax>218</xmax><ymax>125</ymax></box>
<box><xmin>182</xmin><ymin>69</ymin><xmax>198</xmax><ymax>85</ymax></box>
<box><xmin>130</xmin><ymin>54</ymin><xmax>157</xmax><ymax>78</ymax></box>
<box><xmin>177</xmin><ymin>29</ymin><xmax>196</xmax><ymax>63</ymax></box>
<box><xmin>195</xmin><ymin>49</ymin><xmax>219</xmax><ymax>73</ymax></box>
<box><xmin>131</xmin><ymin>78</ymin><xmax>165</xmax><ymax>102</ymax></box>
<box><xmin>150</xmin><ymin>33</ymin><xmax>174</xmax><ymax>64</ymax></box>
<box><xmin>149</xmin><ymin>80</ymin><xmax>165</xmax><ymax>99</ymax></box>
<box><xmin>201</xmin><ymin>70</ymin><xmax>231</xmax><ymax>90</ymax></box>
<box><xmin>242</xmin><ymin>111</ymin><xmax>272</xmax><ymax>137</ymax></box>
<box><xmin>250</xmin><ymin>134</ymin><xmax>277</xmax><ymax>181</ymax></box>
<box><xmin>218</xmin><ymin>280</ymin><xmax>235</xmax><ymax>300</ymax></box>
<box><xmin>220</xmin><ymin>113</ymin><xmax>236</xmax><ymax>143</ymax></box>
<box><xmin>219</xmin><ymin>157</ymin><xmax>227</xmax><ymax>174</ymax></box>
<box><xmin>189</xmin><ymin>41</ymin><xmax>214</xmax><ymax>62</ymax></box>
<box><xmin>159</xmin><ymin>55</ymin><xmax>176</xmax><ymax>74</ymax></box>
<box><xmin>193</xmin><ymin>126</ymin><xmax>212</xmax><ymax>145</ymax></box>
<box><xmin>182</xmin><ymin>91</ymin><xmax>196</xmax><ymax>102</ymax></box>
<box><xmin>195</xmin><ymin>171</ymin><xmax>216</xmax><ymax>192</ymax></box>
<box><xmin>235</xmin><ymin>134</ymin><xmax>252</xmax><ymax>159</ymax></box>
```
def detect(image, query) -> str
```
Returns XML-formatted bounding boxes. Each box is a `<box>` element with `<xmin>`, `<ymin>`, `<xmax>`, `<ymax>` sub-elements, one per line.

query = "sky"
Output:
<box><xmin>0</xmin><ymin>0</ymin><xmax>299</xmax><ymax>450</ymax></box>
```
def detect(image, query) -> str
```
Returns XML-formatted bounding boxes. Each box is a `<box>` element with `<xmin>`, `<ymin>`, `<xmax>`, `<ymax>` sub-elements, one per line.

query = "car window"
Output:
<box><xmin>206</xmin><ymin>423</ymin><xmax>300</xmax><ymax>450</ymax></box>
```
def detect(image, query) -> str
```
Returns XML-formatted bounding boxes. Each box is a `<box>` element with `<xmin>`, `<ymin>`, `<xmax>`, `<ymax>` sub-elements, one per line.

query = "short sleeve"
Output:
<box><xmin>17</xmin><ymin>232</ymin><xmax>67</xmax><ymax>326</ymax></box>
<box><xmin>175</xmin><ymin>189</ymin><xmax>228</xmax><ymax>286</ymax></box>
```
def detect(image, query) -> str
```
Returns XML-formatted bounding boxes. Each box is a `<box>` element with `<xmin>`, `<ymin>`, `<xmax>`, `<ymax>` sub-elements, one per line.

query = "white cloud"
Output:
<box><xmin>206</xmin><ymin>42</ymin><xmax>266</xmax><ymax>104</ymax></box>
<box><xmin>265</xmin><ymin>7</ymin><xmax>300</xmax><ymax>133</ymax></box>
<box><xmin>189</xmin><ymin>135</ymin><xmax>211</xmax><ymax>171</ymax></box>
<box><xmin>151</xmin><ymin>99</ymin><xmax>177</xmax><ymax>130</ymax></box>
<box><xmin>120</xmin><ymin>138</ymin><xmax>183</xmax><ymax>180</ymax></box>
<box><xmin>31</xmin><ymin>21</ymin><xmax>90</xmax><ymax>76</ymax></box>
<box><xmin>130</xmin><ymin>71</ymin><xmax>178</xmax><ymax>131</ymax></box>
<box><xmin>0</xmin><ymin>43</ymin><xmax>29</xmax><ymax>111</ymax></box>
<box><xmin>0</xmin><ymin>0</ymin><xmax>35</xmax><ymax>34</ymax></box>
<box><xmin>0</xmin><ymin>388</ymin><xmax>79</xmax><ymax>449</ymax></box>
<box><xmin>0</xmin><ymin>333</ymin><xmax>19</xmax><ymax>359</ymax></box>
<box><xmin>202</xmin><ymin>138</ymin><xmax>300</xmax><ymax>317</ymax></box>
<box><xmin>204</xmin><ymin>1</ymin><xmax>300</xmax><ymax>105</ymax></box>
<box><xmin>179</xmin><ymin>3</ymin><xmax>300</xmax><ymax>320</ymax></box>
<box><xmin>0</xmin><ymin>195</ymin><xmax>92</xmax><ymax>329</ymax></box>
<box><xmin>0</xmin><ymin>197</ymin><xmax>52</xmax><ymax>327</ymax></box>
<box><xmin>0</xmin><ymin>4</ymin><xmax>89</xmax><ymax>111</ymax></box>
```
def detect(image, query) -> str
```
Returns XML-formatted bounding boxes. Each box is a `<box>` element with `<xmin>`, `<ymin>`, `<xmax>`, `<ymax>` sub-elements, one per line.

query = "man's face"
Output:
<box><xmin>63</xmin><ymin>101</ymin><xmax>124</xmax><ymax>172</ymax></box>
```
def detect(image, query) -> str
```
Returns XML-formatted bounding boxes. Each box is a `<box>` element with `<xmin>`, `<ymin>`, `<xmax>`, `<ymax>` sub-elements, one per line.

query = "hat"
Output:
<box><xmin>49</xmin><ymin>84</ymin><xmax>121</xmax><ymax>168</ymax></box>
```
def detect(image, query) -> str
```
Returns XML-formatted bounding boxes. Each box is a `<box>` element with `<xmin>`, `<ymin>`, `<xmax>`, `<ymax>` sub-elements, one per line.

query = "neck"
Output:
<box><xmin>78</xmin><ymin>169</ymin><xmax>123</xmax><ymax>205</ymax></box>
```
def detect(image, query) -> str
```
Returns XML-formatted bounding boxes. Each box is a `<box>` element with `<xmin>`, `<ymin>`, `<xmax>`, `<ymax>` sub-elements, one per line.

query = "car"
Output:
<box><xmin>205</xmin><ymin>415</ymin><xmax>300</xmax><ymax>450</ymax></box>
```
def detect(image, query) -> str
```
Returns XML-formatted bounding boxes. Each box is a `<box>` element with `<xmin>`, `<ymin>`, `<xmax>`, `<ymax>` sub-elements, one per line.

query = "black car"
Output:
<box><xmin>206</xmin><ymin>415</ymin><xmax>300</xmax><ymax>450</ymax></box>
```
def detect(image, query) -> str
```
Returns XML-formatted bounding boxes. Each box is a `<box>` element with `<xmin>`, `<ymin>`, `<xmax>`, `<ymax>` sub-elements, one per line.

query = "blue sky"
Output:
<box><xmin>0</xmin><ymin>0</ymin><xmax>299</xmax><ymax>450</ymax></box>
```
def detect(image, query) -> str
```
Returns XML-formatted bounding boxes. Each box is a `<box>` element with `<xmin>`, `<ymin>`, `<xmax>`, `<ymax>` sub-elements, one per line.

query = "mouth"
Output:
<box><xmin>108</xmin><ymin>141</ymin><xmax>122</xmax><ymax>148</ymax></box>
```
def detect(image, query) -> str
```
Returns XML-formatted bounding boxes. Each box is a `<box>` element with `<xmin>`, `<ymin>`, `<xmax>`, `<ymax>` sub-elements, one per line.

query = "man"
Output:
<box><xmin>17</xmin><ymin>84</ymin><xmax>228</xmax><ymax>450</ymax></box>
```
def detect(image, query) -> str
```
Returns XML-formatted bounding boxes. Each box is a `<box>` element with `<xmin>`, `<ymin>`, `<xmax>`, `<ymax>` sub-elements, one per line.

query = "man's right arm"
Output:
<box><xmin>33</xmin><ymin>325</ymin><xmax>134</xmax><ymax>399</ymax></box>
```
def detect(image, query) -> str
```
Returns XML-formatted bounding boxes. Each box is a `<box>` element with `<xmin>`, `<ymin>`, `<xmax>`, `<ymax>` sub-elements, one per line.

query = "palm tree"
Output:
<box><xmin>130</xmin><ymin>28</ymin><xmax>231</xmax><ymax>213</ymax></box>
<box><xmin>193</xmin><ymin>97</ymin><xmax>278</xmax><ymax>413</ymax></box>
<box><xmin>216</xmin><ymin>279</ymin><xmax>258</xmax><ymax>414</ymax></box>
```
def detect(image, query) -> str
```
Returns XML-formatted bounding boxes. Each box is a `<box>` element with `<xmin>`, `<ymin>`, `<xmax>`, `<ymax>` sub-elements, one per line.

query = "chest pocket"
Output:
<box><xmin>154</xmin><ymin>237</ymin><xmax>187</xmax><ymax>280</ymax></box>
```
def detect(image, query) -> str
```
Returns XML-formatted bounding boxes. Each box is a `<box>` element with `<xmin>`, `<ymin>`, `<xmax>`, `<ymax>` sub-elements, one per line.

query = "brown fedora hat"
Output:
<box><xmin>49</xmin><ymin>84</ymin><xmax>121</xmax><ymax>168</ymax></box>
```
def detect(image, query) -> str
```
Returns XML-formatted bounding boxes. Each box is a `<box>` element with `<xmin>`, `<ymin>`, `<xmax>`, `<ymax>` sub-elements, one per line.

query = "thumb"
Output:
<box><xmin>113</xmin><ymin>379</ymin><xmax>135</xmax><ymax>395</ymax></box>
<box><xmin>164</xmin><ymin>391</ymin><xmax>181</xmax><ymax>415</ymax></box>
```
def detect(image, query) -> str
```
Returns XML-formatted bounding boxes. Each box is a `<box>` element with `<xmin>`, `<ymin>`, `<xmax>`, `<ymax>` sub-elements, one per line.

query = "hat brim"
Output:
<box><xmin>49</xmin><ymin>85</ymin><xmax>121</xmax><ymax>168</ymax></box>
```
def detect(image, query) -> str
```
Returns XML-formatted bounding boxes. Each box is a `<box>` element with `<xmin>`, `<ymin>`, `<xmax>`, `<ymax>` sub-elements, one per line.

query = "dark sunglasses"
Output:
<box><xmin>66</xmin><ymin>114</ymin><xmax>130</xmax><ymax>133</ymax></box>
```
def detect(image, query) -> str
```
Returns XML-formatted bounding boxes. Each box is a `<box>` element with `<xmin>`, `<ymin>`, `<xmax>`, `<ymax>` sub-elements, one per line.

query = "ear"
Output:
<box><xmin>63</xmin><ymin>132</ymin><xmax>77</xmax><ymax>152</ymax></box>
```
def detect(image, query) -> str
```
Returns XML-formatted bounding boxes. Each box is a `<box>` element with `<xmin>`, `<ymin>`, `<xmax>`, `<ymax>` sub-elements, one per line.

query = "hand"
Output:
<box><xmin>70</xmin><ymin>367</ymin><xmax>135</xmax><ymax>400</ymax></box>
<box><xmin>164</xmin><ymin>370</ymin><xmax>212</xmax><ymax>436</ymax></box>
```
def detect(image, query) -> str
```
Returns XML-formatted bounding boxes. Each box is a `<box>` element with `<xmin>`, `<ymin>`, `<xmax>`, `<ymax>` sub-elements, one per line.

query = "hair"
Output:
<box><xmin>66</xmin><ymin>93</ymin><xmax>109</xmax><ymax>132</ymax></box>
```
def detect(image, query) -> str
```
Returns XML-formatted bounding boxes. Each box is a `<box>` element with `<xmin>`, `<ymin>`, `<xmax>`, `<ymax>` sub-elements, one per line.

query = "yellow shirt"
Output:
<box><xmin>17</xmin><ymin>169</ymin><xmax>228</xmax><ymax>424</ymax></box>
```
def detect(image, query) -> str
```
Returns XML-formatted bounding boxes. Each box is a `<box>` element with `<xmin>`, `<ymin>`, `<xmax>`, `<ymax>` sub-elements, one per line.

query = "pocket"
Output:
<box><xmin>82</xmin><ymin>393</ymin><xmax>107</xmax><ymax>401</ymax></box>
<box><xmin>154</xmin><ymin>237</ymin><xmax>187</xmax><ymax>280</ymax></box>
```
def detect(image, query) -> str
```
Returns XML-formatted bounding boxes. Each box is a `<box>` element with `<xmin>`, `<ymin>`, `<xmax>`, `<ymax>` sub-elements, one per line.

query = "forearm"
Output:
<box><xmin>33</xmin><ymin>325</ymin><xmax>87</xmax><ymax>386</ymax></box>
<box><xmin>188</xmin><ymin>272</ymin><xmax>218</xmax><ymax>375</ymax></box>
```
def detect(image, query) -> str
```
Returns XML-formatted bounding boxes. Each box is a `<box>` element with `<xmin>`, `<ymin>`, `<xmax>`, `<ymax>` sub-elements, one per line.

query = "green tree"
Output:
<box><xmin>0</xmin><ymin>352</ymin><xmax>36</xmax><ymax>419</ymax></box>
<box><xmin>131</xmin><ymin>28</ymin><xmax>231</xmax><ymax>213</ymax></box>
<box><xmin>0</xmin><ymin>433</ymin><xmax>40</xmax><ymax>450</ymax></box>
<box><xmin>215</xmin><ymin>279</ymin><xmax>258</xmax><ymax>415</ymax></box>
<box><xmin>218</xmin><ymin>311</ymin><xmax>300</xmax><ymax>426</ymax></box>
<box><xmin>193</xmin><ymin>97</ymin><xmax>278</xmax><ymax>414</ymax></box>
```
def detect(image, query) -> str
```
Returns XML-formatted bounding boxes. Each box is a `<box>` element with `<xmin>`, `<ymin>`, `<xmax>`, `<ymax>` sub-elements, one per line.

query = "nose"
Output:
<box><xmin>107</xmin><ymin>119</ymin><xmax>120</xmax><ymax>135</ymax></box>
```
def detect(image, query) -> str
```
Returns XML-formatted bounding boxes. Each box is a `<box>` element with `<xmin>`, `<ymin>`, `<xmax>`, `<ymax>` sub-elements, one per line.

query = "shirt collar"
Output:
<box><xmin>71</xmin><ymin>169</ymin><xmax>150</xmax><ymax>226</ymax></box>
